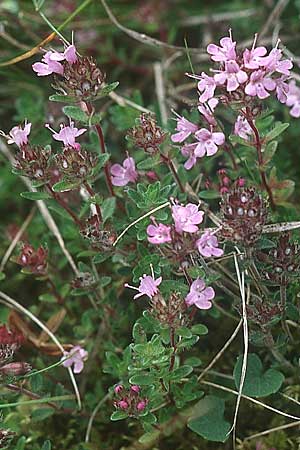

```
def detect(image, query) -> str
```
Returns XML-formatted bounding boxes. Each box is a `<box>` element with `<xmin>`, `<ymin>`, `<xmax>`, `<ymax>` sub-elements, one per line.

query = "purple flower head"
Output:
<box><xmin>214</xmin><ymin>60</ymin><xmax>248</xmax><ymax>92</ymax></box>
<box><xmin>259</xmin><ymin>48</ymin><xmax>293</xmax><ymax>76</ymax></box>
<box><xmin>172</xmin><ymin>203</ymin><xmax>204</xmax><ymax>234</ymax></box>
<box><xmin>207</xmin><ymin>33</ymin><xmax>237</xmax><ymax>62</ymax></box>
<box><xmin>147</xmin><ymin>223</ymin><xmax>172</xmax><ymax>244</ymax></box>
<box><xmin>193</xmin><ymin>128</ymin><xmax>225</xmax><ymax>157</ymax></box>
<box><xmin>181</xmin><ymin>143</ymin><xmax>198</xmax><ymax>170</ymax></box>
<box><xmin>286</xmin><ymin>80</ymin><xmax>300</xmax><ymax>117</ymax></box>
<box><xmin>46</xmin><ymin>121</ymin><xmax>86</xmax><ymax>150</ymax></box>
<box><xmin>197</xmin><ymin>73</ymin><xmax>217</xmax><ymax>103</ymax></box>
<box><xmin>171</xmin><ymin>115</ymin><xmax>198</xmax><ymax>143</ymax></box>
<box><xmin>245</xmin><ymin>70</ymin><xmax>276</xmax><ymax>99</ymax></box>
<box><xmin>137</xmin><ymin>400</ymin><xmax>147</xmax><ymax>411</ymax></box>
<box><xmin>4</xmin><ymin>121</ymin><xmax>32</xmax><ymax>148</ymax></box>
<box><xmin>196</xmin><ymin>231</ymin><xmax>224</xmax><ymax>257</ymax></box>
<box><xmin>62</xmin><ymin>345</ymin><xmax>88</xmax><ymax>374</ymax></box>
<box><xmin>125</xmin><ymin>273</ymin><xmax>162</xmax><ymax>300</ymax></box>
<box><xmin>110</xmin><ymin>157</ymin><xmax>138</xmax><ymax>187</ymax></box>
<box><xmin>185</xmin><ymin>278</ymin><xmax>215</xmax><ymax>310</ymax></box>
<box><xmin>198</xmin><ymin>98</ymin><xmax>218</xmax><ymax>126</ymax></box>
<box><xmin>32</xmin><ymin>50</ymin><xmax>65</xmax><ymax>76</ymax></box>
<box><xmin>234</xmin><ymin>115</ymin><xmax>253</xmax><ymax>140</ymax></box>
<box><xmin>243</xmin><ymin>35</ymin><xmax>267</xmax><ymax>69</ymax></box>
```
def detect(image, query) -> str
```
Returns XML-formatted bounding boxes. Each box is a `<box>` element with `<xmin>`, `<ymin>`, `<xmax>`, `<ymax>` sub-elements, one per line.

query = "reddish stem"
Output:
<box><xmin>160</xmin><ymin>153</ymin><xmax>185</xmax><ymax>193</ymax></box>
<box><xmin>244</xmin><ymin>109</ymin><xmax>276</xmax><ymax>209</ymax></box>
<box><xmin>46</xmin><ymin>185</ymin><xmax>83</xmax><ymax>227</ymax></box>
<box><xmin>85</xmin><ymin>102</ymin><xmax>115</xmax><ymax>197</ymax></box>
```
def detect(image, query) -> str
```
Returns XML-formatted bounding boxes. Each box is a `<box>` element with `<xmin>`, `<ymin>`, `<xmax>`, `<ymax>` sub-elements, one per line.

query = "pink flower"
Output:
<box><xmin>125</xmin><ymin>274</ymin><xmax>162</xmax><ymax>299</ymax></box>
<box><xmin>245</xmin><ymin>70</ymin><xmax>276</xmax><ymax>99</ymax></box>
<box><xmin>275</xmin><ymin>76</ymin><xmax>290</xmax><ymax>103</ymax></box>
<box><xmin>196</xmin><ymin>231</ymin><xmax>224</xmax><ymax>257</ymax></box>
<box><xmin>181</xmin><ymin>143</ymin><xmax>198</xmax><ymax>170</ymax></box>
<box><xmin>207</xmin><ymin>35</ymin><xmax>237</xmax><ymax>62</ymax></box>
<box><xmin>214</xmin><ymin>60</ymin><xmax>248</xmax><ymax>92</ymax></box>
<box><xmin>114</xmin><ymin>385</ymin><xmax>123</xmax><ymax>394</ymax></box>
<box><xmin>285</xmin><ymin>80</ymin><xmax>300</xmax><ymax>117</ymax></box>
<box><xmin>193</xmin><ymin>128</ymin><xmax>225</xmax><ymax>157</ymax></box>
<box><xmin>46</xmin><ymin>121</ymin><xmax>86</xmax><ymax>150</ymax></box>
<box><xmin>130</xmin><ymin>385</ymin><xmax>141</xmax><ymax>394</ymax></box>
<box><xmin>64</xmin><ymin>45</ymin><xmax>78</xmax><ymax>64</ymax></box>
<box><xmin>118</xmin><ymin>400</ymin><xmax>129</xmax><ymax>410</ymax></box>
<box><xmin>110</xmin><ymin>157</ymin><xmax>138</xmax><ymax>186</ymax></box>
<box><xmin>197</xmin><ymin>73</ymin><xmax>217</xmax><ymax>103</ymax></box>
<box><xmin>32</xmin><ymin>50</ymin><xmax>65</xmax><ymax>76</ymax></box>
<box><xmin>243</xmin><ymin>37</ymin><xmax>267</xmax><ymax>69</ymax></box>
<box><xmin>147</xmin><ymin>223</ymin><xmax>172</xmax><ymax>244</ymax></box>
<box><xmin>62</xmin><ymin>345</ymin><xmax>88</xmax><ymax>374</ymax></box>
<box><xmin>259</xmin><ymin>48</ymin><xmax>293</xmax><ymax>76</ymax></box>
<box><xmin>4</xmin><ymin>121</ymin><xmax>31</xmax><ymax>147</ymax></box>
<box><xmin>198</xmin><ymin>98</ymin><xmax>218</xmax><ymax>126</ymax></box>
<box><xmin>172</xmin><ymin>203</ymin><xmax>204</xmax><ymax>234</ymax></box>
<box><xmin>185</xmin><ymin>278</ymin><xmax>215</xmax><ymax>309</ymax></box>
<box><xmin>171</xmin><ymin>115</ymin><xmax>198</xmax><ymax>143</ymax></box>
<box><xmin>136</xmin><ymin>400</ymin><xmax>147</xmax><ymax>411</ymax></box>
<box><xmin>233</xmin><ymin>115</ymin><xmax>253</xmax><ymax>140</ymax></box>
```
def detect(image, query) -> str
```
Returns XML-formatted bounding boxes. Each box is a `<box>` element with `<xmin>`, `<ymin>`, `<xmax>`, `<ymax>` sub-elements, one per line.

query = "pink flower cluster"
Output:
<box><xmin>146</xmin><ymin>202</ymin><xmax>223</xmax><ymax>258</ymax></box>
<box><xmin>113</xmin><ymin>384</ymin><xmax>148</xmax><ymax>414</ymax></box>
<box><xmin>32</xmin><ymin>44</ymin><xmax>77</xmax><ymax>77</ymax></box>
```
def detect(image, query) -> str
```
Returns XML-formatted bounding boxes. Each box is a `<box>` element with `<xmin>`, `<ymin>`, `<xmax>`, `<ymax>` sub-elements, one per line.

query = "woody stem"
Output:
<box><xmin>160</xmin><ymin>153</ymin><xmax>185</xmax><ymax>193</ymax></box>
<box><xmin>46</xmin><ymin>185</ymin><xmax>83</xmax><ymax>227</ymax></box>
<box><xmin>244</xmin><ymin>109</ymin><xmax>276</xmax><ymax>209</ymax></box>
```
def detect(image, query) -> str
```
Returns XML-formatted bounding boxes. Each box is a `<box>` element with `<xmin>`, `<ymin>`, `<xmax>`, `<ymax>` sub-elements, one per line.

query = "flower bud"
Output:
<box><xmin>0</xmin><ymin>362</ymin><xmax>31</xmax><ymax>376</ymax></box>
<box><xmin>130</xmin><ymin>385</ymin><xmax>140</xmax><ymax>394</ymax></box>
<box><xmin>136</xmin><ymin>400</ymin><xmax>147</xmax><ymax>412</ymax></box>
<box><xmin>118</xmin><ymin>400</ymin><xmax>129</xmax><ymax>410</ymax></box>
<box><xmin>114</xmin><ymin>384</ymin><xmax>123</xmax><ymax>394</ymax></box>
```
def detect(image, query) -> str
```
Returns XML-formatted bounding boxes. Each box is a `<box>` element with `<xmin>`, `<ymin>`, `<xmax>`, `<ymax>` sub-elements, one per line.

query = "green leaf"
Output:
<box><xmin>52</xmin><ymin>180</ymin><xmax>81</xmax><ymax>192</ymax></box>
<box><xmin>20</xmin><ymin>191</ymin><xmax>51</xmax><ymax>200</ymax></box>
<box><xmin>38</xmin><ymin>293</ymin><xmax>57</xmax><ymax>303</ymax></box>
<box><xmin>191</xmin><ymin>324</ymin><xmax>208</xmax><ymax>335</ymax></box>
<box><xmin>188</xmin><ymin>396</ymin><xmax>230</xmax><ymax>442</ymax></box>
<box><xmin>31</xmin><ymin>408</ymin><xmax>54</xmax><ymax>422</ymax></box>
<box><xmin>49</xmin><ymin>94</ymin><xmax>77</xmax><ymax>103</ymax></box>
<box><xmin>233</xmin><ymin>353</ymin><xmax>284</xmax><ymax>397</ymax></box>
<box><xmin>92</xmin><ymin>253</ymin><xmax>111</xmax><ymax>264</ymax></box>
<box><xmin>94</xmin><ymin>153</ymin><xmax>110</xmax><ymax>170</ymax></box>
<box><xmin>0</xmin><ymin>271</ymin><xmax>6</xmax><ymax>281</ymax></box>
<box><xmin>129</xmin><ymin>374</ymin><xmax>156</xmax><ymax>385</ymax></box>
<box><xmin>63</xmin><ymin>106</ymin><xmax>89</xmax><ymax>123</ymax></box>
<box><xmin>265</xmin><ymin>122</ymin><xmax>289</xmax><ymax>141</ymax></box>
<box><xmin>198</xmin><ymin>190</ymin><xmax>220</xmax><ymax>199</ymax></box>
<box><xmin>15</xmin><ymin>436</ymin><xmax>27</xmax><ymax>450</ymax></box>
<box><xmin>137</xmin><ymin>155</ymin><xmax>160</xmax><ymax>170</ymax></box>
<box><xmin>229</xmin><ymin>134</ymin><xmax>254</xmax><ymax>147</ymax></box>
<box><xmin>101</xmin><ymin>197</ymin><xmax>116</xmax><ymax>223</ymax></box>
<box><xmin>169</xmin><ymin>365</ymin><xmax>193</xmax><ymax>381</ymax></box>
<box><xmin>110</xmin><ymin>410</ymin><xmax>128</xmax><ymax>421</ymax></box>
<box><xmin>94</xmin><ymin>82</ymin><xmax>119</xmax><ymax>100</ymax></box>
<box><xmin>138</xmin><ymin>431</ymin><xmax>160</xmax><ymax>444</ymax></box>
<box><xmin>41</xmin><ymin>441</ymin><xmax>52</xmax><ymax>450</ymax></box>
<box><xmin>176</xmin><ymin>326</ymin><xmax>192</xmax><ymax>338</ymax></box>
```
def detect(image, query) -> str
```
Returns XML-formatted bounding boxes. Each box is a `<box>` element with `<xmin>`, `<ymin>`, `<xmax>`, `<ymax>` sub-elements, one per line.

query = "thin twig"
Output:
<box><xmin>85</xmin><ymin>393</ymin><xmax>111</xmax><ymax>442</ymax></box>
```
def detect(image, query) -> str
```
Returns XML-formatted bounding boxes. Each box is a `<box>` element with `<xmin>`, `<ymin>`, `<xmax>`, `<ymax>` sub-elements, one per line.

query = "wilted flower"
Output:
<box><xmin>147</xmin><ymin>223</ymin><xmax>172</xmax><ymax>244</ymax></box>
<box><xmin>0</xmin><ymin>428</ymin><xmax>16</xmax><ymax>448</ymax></box>
<box><xmin>172</xmin><ymin>203</ymin><xmax>204</xmax><ymax>234</ymax></box>
<box><xmin>55</xmin><ymin>147</ymin><xmax>97</xmax><ymax>181</ymax></box>
<box><xmin>125</xmin><ymin>274</ymin><xmax>162</xmax><ymax>299</ymax></box>
<box><xmin>16</xmin><ymin>243</ymin><xmax>48</xmax><ymax>275</ymax></box>
<box><xmin>185</xmin><ymin>278</ymin><xmax>215</xmax><ymax>309</ymax></box>
<box><xmin>196</xmin><ymin>231</ymin><xmax>224</xmax><ymax>257</ymax></box>
<box><xmin>62</xmin><ymin>345</ymin><xmax>88</xmax><ymax>374</ymax></box>
<box><xmin>110</xmin><ymin>156</ymin><xmax>138</xmax><ymax>186</ymax></box>
<box><xmin>128</xmin><ymin>113</ymin><xmax>167</xmax><ymax>154</ymax></box>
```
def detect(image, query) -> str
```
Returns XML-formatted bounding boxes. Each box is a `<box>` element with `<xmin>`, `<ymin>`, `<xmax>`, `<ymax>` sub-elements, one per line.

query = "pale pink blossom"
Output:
<box><xmin>32</xmin><ymin>50</ymin><xmax>65</xmax><ymax>76</ymax></box>
<box><xmin>207</xmin><ymin>35</ymin><xmax>236</xmax><ymax>62</ymax></box>
<box><xmin>185</xmin><ymin>278</ymin><xmax>215</xmax><ymax>310</ymax></box>
<box><xmin>64</xmin><ymin>45</ymin><xmax>78</xmax><ymax>64</ymax></box>
<box><xmin>172</xmin><ymin>203</ymin><xmax>204</xmax><ymax>234</ymax></box>
<box><xmin>198</xmin><ymin>98</ymin><xmax>218</xmax><ymax>126</ymax></box>
<box><xmin>234</xmin><ymin>115</ymin><xmax>253</xmax><ymax>140</ymax></box>
<box><xmin>214</xmin><ymin>60</ymin><xmax>248</xmax><ymax>92</ymax></box>
<box><xmin>3</xmin><ymin>121</ymin><xmax>32</xmax><ymax>147</ymax></box>
<box><xmin>147</xmin><ymin>223</ymin><xmax>172</xmax><ymax>244</ymax></box>
<box><xmin>193</xmin><ymin>128</ymin><xmax>225</xmax><ymax>157</ymax></box>
<box><xmin>275</xmin><ymin>76</ymin><xmax>290</xmax><ymax>103</ymax></box>
<box><xmin>197</xmin><ymin>73</ymin><xmax>217</xmax><ymax>103</ymax></box>
<box><xmin>196</xmin><ymin>231</ymin><xmax>224</xmax><ymax>257</ymax></box>
<box><xmin>62</xmin><ymin>345</ymin><xmax>88</xmax><ymax>374</ymax></box>
<box><xmin>285</xmin><ymin>80</ymin><xmax>300</xmax><ymax>117</ymax></box>
<box><xmin>46</xmin><ymin>121</ymin><xmax>86</xmax><ymax>150</ymax></box>
<box><xmin>110</xmin><ymin>157</ymin><xmax>138</xmax><ymax>186</ymax></box>
<box><xmin>259</xmin><ymin>48</ymin><xmax>293</xmax><ymax>76</ymax></box>
<box><xmin>125</xmin><ymin>274</ymin><xmax>162</xmax><ymax>299</ymax></box>
<box><xmin>171</xmin><ymin>115</ymin><xmax>198</xmax><ymax>143</ymax></box>
<box><xmin>245</xmin><ymin>70</ymin><xmax>276</xmax><ymax>99</ymax></box>
<box><xmin>243</xmin><ymin>37</ymin><xmax>267</xmax><ymax>69</ymax></box>
<box><xmin>181</xmin><ymin>143</ymin><xmax>198</xmax><ymax>170</ymax></box>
